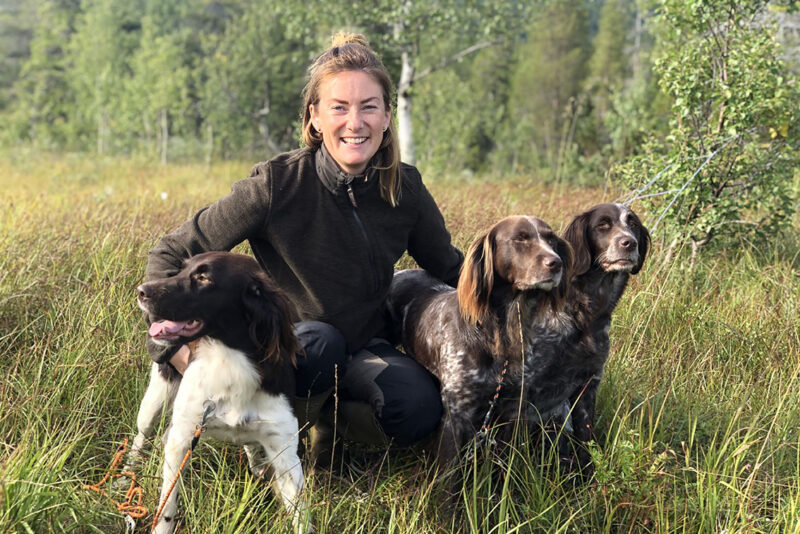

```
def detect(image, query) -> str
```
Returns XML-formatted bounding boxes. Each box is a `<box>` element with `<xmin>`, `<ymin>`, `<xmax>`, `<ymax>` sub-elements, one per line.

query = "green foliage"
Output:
<box><xmin>0</xmin><ymin>0</ymin><xmax>35</xmax><ymax>110</ymax></box>
<box><xmin>69</xmin><ymin>0</ymin><xmax>142</xmax><ymax>154</ymax></box>
<box><xmin>1</xmin><ymin>0</ymin><xmax>798</xmax><ymax>192</ymax></box>
<box><xmin>618</xmin><ymin>0</ymin><xmax>799</xmax><ymax>253</ymax></box>
<box><xmin>413</xmin><ymin>42</ymin><xmax>514</xmax><ymax>175</ymax></box>
<box><xmin>586</xmin><ymin>0</ymin><xmax>631</xmax><ymax>129</ymax></box>
<box><xmin>4</xmin><ymin>0</ymin><xmax>80</xmax><ymax>147</ymax></box>
<box><xmin>199</xmin><ymin>1</ymin><xmax>315</xmax><ymax>159</ymax></box>
<box><xmin>506</xmin><ymin>0</ymin><xmax>592</xmax><ymax>176</ymax></box>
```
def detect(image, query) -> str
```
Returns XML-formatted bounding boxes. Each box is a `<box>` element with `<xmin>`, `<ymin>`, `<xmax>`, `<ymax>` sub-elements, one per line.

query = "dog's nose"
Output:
<box><xmin>543</xmin><ymin>255</ymin><xmax>562</xmax><ymax>273</ymax></box>
<box><xmin>137</xmin><ymin>284</ymin><xmax>152</xmax><ymax>300</ymax></box>
<box><xmin>619</xmin><ymin>236</ymin><xmax>637</xmax><ymax>251</ymax></box>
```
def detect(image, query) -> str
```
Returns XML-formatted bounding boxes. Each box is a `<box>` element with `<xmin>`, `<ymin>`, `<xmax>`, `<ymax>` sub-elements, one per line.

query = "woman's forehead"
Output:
<box><xmin>318</xmin><ymin>70</ymin><xmax>385</xmax><ymax>103</ymax></box>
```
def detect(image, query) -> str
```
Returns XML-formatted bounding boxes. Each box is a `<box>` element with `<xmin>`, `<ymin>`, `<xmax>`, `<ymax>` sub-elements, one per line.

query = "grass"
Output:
<box><xmin>0</xmin><ymin>151</ymin><xmax>798</xmax><ymax>533</ymax></box>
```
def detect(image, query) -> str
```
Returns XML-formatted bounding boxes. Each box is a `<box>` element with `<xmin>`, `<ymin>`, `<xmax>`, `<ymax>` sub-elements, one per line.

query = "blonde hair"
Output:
<box><xmin>301</xmin><ymin>32</ymin><xmax>402</xmax><ymax>206</ymax></box>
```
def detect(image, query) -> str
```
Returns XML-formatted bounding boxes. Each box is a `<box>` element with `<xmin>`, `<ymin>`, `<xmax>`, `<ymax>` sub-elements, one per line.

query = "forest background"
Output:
<box><xmin>2</xmin><ymin>0</ymin><xmax>799</xmax><ymax>252</ymax></box>
<box><xmin>1</xmin><ymin>0</ymin><xmax>800</xmax><ymax>532</ymax></box>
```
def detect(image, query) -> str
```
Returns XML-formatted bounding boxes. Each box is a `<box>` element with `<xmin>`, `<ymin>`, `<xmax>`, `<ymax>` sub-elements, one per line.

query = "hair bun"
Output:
<box><xmin>330</xmin><ymin>32</ymin><xmax>370</xmax><ymax>49</ymax></box>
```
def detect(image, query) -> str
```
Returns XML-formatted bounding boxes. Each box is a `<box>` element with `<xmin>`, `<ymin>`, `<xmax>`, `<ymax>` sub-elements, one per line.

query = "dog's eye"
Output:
<box><xmin>191</xmin><ymin>267</ymin><xmax>212</xmax><ymax>285</ymax></box>
<box><xmin>514</xmin><ymin>233</ymin><xmax>530</xmax><ymax>241</ymax></box>
<box><xmin>596</xmin><ymin>220</ymin><xmax>611</xmax><ymax>231</ymax></box>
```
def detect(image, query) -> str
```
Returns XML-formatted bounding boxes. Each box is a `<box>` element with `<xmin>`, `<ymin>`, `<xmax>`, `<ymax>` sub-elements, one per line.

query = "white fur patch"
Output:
<box><xmin>133</xmin><ymin>338</ymin><xmax>306</xmax><ymax>534</ymax></box>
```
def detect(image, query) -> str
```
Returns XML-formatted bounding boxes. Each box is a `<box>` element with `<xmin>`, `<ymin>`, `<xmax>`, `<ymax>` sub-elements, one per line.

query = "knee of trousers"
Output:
<box><xmin>294</xmin><ymin>321</ymin><xmax>348</xmax><ymax>397</ymax></box>
<box><xmin>377</xmin><ymin>374</ymin><xmax>442</xmax><ymax>446</ymax></box>
<box><xmin>344</xmin><ymin>342</ymin><xmax>443</xmax><ymax>447</ymax></box>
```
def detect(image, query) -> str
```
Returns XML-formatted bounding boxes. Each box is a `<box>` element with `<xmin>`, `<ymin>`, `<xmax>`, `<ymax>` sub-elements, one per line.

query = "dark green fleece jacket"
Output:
<box><xmin>145</xmin><ymin>147</ymin><xmax>463</xmax><ymax>363</ymax></box>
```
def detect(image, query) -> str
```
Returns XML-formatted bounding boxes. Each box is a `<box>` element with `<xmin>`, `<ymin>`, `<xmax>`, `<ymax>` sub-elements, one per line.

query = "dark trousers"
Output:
<box><xmin>294</xmin><ymin>321</ymin><xmax>442</xmax><ymax>446</ymax></box>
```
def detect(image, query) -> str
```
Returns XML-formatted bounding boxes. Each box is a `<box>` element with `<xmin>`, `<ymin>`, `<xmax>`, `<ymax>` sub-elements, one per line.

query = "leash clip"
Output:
<box><xmin>199</xmin><ymin>400</ymin><xmax>216</xmax><ymax>429</ymax></box>
<box><xmin>123</xmin><ymin>514</ymin><xmax>136</xmax><ymax>534</ymax></box>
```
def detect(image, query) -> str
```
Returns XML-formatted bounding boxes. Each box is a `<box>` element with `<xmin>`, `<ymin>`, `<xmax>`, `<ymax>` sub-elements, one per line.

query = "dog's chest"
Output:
<box><xmin>178</xmin><ymin>339</ymin><xmax>295</xmax><ymax>443</ymax></box>
<box><xmin>438</xmin><ymin>344</ymin><xmax>498</xmax><ymax>417</ymax></box>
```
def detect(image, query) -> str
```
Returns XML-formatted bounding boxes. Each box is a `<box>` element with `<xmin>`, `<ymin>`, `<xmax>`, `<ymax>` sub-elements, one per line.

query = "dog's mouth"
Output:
<box><xmin>148</xmin><ymin>319</ymin><xmax>205</xmax><ymax>341</ymax></box>
<box><xmin>601</xmin><ymin>258</ymin><xmax>635</xmax><ymax>271</ymax></box>
<box><xmin>515</xmin><ymin>275</ymin><xmax>561</xmax><ymax>292</ymax></box>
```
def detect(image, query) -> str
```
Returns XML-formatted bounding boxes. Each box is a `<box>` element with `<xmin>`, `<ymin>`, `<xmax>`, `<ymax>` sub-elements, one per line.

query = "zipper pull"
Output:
<box><xmin>346</xmin><ymin>183</ymin><xmax>358</xmax><ymax>208</ymax></box>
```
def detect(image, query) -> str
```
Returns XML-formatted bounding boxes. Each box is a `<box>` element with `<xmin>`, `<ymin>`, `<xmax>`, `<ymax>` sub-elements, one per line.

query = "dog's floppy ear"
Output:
<box><xmin>243</xmin><ymin>274</ymin><xmax>298</xmax><ymax>364</ymax></box>
<box><xmin>562</xmin><ymin>211</ymin><xmax>592</xmax><ymax>276</ymax></box>
<box><xmin>457</xmin><ymin>229</ymin><xmax>495</xmax><ymax>325</ymax></box>
<box><xmin>630</xmin><ymin>211</ymin><xmax>650</xmax><ymax>275</ymax></box>
<box><xmin>555</xmin><ymin>235</ymin><xmax>574</xmax><ymax>302</ymax></box>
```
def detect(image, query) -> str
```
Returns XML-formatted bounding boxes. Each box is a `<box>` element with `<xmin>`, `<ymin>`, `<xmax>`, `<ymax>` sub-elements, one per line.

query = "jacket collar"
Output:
<box><xmin>314</xmin><ymin>143</ymin><xmax>376</xmax><ymax>195</ymax></box>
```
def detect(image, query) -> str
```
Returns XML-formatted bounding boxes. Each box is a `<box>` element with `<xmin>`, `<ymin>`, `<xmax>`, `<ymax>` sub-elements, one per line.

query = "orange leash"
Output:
<box><xmin>151</xmin><ymin>400</ymin><xmax>215</xmax><ymax>532</ymax></box>
<box><xmin>82</xmin><ymin>437</ymin><xmax>149</xmax><ymax>520</ymax></box>
<box><xmin>150</xmin><ymin>425</ymin><xmax>203</xmax><ymax>531</ymax></box>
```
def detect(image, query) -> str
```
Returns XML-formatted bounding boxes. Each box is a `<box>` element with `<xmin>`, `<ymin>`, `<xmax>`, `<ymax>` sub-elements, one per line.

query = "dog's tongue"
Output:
<box><xmin>149</xmin><ymin>320</ymin><xmax>187</xmax><ymax>337</ymax></box>
<box><xmin>149</xmin><ymin>320</ymin><xmax>203</xmax><ymax>338</ymax></box>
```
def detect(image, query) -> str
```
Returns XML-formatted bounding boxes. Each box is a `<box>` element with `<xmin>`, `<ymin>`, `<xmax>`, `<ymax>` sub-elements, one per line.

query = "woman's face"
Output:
<box><xmin>310</xmin><ymin>70</ymin><xmax>391</xmax><ymax>175</ymax></box>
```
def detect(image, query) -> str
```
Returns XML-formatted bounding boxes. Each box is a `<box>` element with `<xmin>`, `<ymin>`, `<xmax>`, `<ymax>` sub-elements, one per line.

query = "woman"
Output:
<box><xmin>144</xmin><ymin>33</ymin><xmax>463</xmax><ymax>459</ymax></box>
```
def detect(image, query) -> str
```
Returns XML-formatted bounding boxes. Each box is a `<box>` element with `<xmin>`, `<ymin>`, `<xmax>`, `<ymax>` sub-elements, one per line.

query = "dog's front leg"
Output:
<box><xmin>567</xmin><ymin>378</ymin><xmax>599</xmax><ymax>474</ymax></box>
<box><xmin>152</xmin><ymin>403</ymin><xmax>202</xmax><ymax>534</ymax></box>
<box><xmin>125</xmin><ymin>363</ymin><xmax>180</xmax><ymax>472</ymax></box>
<box><xmin>261</xmin><ymin>421</ymin><xmax>307</xmax><ymax>533</ymax></box>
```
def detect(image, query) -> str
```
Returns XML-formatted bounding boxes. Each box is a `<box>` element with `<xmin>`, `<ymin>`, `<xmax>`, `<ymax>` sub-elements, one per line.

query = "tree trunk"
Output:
<box><xmin>97</xmin><ymin>111</ymin><xmax>106</xmax><ymax>155</ymax></box>
<box><xmin>160</xmin><ymin>108</ymin><xmax>168</xmax><ymax>165</ymax></box>
<box><xmin>256</xmin><ymin>90</ymin><xmax>280</xmax><ymax>157</ymax></box>
<box><xmin>205</xmin><ymin>123</ymin><xmax>213</xmax><ymax>171</ymax></box>
<box><xmin>397</xmin><ymin>49</ymin><xmax>415</xmax><ymax>165</ymax></box>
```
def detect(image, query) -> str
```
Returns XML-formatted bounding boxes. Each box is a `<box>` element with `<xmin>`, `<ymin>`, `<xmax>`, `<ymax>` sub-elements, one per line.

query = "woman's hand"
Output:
<box><xmin>169</xmin><ymin>344</ymin><xmax>191</xmax><ymax>375</ymax></box>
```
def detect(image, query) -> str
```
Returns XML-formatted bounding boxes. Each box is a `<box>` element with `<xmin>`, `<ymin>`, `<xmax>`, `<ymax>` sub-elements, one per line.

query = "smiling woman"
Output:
<box><xmin>309</xmin><ymin>71</ymin><xmax>391</xmax><ymax>176</ymax></box>
<box><xmin>140</xmin><ymin>32</ymin><xmax>463</xmax><ymax>475</ymax></box>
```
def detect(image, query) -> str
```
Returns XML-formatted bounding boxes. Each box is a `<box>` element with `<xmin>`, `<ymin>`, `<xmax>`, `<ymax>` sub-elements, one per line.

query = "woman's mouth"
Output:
<box><xmin>341</xmin><ymin>137</ymin><xmax>367</xmax><ymax>145</ymax></box>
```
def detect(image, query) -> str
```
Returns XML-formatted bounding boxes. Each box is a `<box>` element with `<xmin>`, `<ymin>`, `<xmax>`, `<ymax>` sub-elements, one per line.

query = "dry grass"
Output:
<box><xmin>1</xmin><ymin>152</ymin><xmax>798</xmax><ymax>533</ymax></box>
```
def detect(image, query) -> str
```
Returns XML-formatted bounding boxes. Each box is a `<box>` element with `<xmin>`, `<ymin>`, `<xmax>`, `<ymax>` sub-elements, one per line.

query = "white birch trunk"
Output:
<box><xmin>160</xmin><ymin>108</ymin><xmax>168</xmax><ymax>165</ymax></box>
<box><xmin>397</xmin><ymin>49</ymin><xmax>415</xmax><ymax>166</ymax></box>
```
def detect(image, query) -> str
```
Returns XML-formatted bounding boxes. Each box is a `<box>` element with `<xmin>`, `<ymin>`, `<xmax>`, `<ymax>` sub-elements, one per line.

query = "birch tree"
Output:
<box><xmin>338</xmin><ymin>0</ymin><xmax>526</xmax><ymax>165</ymax></box>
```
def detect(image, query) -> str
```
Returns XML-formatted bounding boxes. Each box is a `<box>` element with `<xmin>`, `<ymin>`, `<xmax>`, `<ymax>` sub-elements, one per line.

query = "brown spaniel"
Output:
<box><xmin>559</xmin><ymin>203</ymin><xmax>650</xmax><ymax>467</ymax></box>
<box><xmin>387</xmin><ymin>216</ymin><xmax>575</xmax><ymax>466</ymax></box>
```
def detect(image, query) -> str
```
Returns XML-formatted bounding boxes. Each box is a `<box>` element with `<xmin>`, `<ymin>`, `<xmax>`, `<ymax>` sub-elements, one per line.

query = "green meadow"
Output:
<box><xmin>1</xmin><ymin>152</ymin><xmax>798</xmax><ymax>533</ymax></box>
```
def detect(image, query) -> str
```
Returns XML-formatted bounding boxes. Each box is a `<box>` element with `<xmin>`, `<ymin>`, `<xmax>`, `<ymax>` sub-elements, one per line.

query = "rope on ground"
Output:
<box><xmin>82</xmin><ymin>437</ymin><xmax>149</xmax><ymax>528</ymax></box>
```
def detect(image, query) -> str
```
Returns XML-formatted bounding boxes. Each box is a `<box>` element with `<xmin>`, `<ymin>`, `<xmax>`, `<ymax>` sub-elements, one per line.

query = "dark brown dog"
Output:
<box><xmin>387</xmin><ymin>216</ymin><xmax>574</xmax><ymax>467</ymax></box>
<box><xmin>559</xmin><ymin>203</ymin><xmax>650</xmax><ymax>467</ymax></box>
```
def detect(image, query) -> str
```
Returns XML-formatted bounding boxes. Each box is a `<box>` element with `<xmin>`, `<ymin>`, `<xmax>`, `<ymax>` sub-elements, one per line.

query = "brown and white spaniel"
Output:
<box><xmin>131</xmin><ymin>252</ymin><xmax>308</xmax><ymax>533</ymax></box>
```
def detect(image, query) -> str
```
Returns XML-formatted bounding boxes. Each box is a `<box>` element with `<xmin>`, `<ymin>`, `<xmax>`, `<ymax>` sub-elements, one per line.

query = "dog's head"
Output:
<box><xmin>562</xmin><ymin>203</ymin><xmax>650</xmax><ymax>277</ymax></box>
<box><xmin>138</xmin><ymin>252</ymin><xmax>298</xmax><ymax>363</ymax></box>
<box><xmin>457</xmin><ymin>216</ymin><xmax>573</xmax><ymax>325</ymax></box>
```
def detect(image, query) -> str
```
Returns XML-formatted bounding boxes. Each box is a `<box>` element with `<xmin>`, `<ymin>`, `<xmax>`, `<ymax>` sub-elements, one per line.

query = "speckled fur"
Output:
<box><xmin>557</xmin><ymin>203</ymin><xmax>650</xmax><ymax>467</ymax></box>
<box><xmin>387</xmin><ymin>216</ymin><xmax>575</xmax><ymax>466</ymax></box>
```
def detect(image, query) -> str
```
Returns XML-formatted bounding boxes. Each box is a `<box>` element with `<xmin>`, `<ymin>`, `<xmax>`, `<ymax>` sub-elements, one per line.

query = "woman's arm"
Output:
<box><xmin>144</xmin><ymin>164</ymin><xmax>273</xmax><ymax>364</ymax></box>
<box><xmin>407</xmin><ymin>178</ymin><xmax>464</xmax><ymax>287</ymax></box>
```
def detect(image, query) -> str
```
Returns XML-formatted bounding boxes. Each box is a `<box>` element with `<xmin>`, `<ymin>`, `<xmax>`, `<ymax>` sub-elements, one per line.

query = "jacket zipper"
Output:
<box><xmin>346</xmin><ymin>183</ymin><xmax>379</xmax><ymax>294</ymax></box>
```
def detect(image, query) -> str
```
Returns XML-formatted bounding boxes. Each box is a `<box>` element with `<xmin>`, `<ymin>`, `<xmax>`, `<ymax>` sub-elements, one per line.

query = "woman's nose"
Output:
<box><xmin>346</xmin><ymin>109</ymin><xmax>363</xmax><ymax>130</ymax></box>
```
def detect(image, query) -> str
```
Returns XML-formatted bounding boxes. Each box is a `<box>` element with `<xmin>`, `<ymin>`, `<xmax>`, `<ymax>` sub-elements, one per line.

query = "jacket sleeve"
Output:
<box><xmin>406</xmin><ymin>172</ymin><xmax>464</xmax><ymax>287</ymax></box>
<box><xmin>143</xmin><ymin>163</ymin><xmax>273</xmax><ymax>363</ymax></box>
